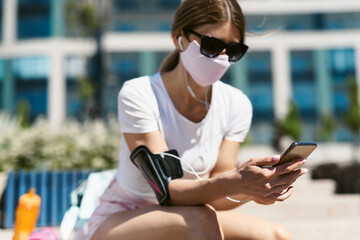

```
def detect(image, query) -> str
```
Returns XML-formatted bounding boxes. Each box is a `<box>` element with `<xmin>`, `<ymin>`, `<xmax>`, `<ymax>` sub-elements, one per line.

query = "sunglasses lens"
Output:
<box><xmin>227</xmin><ymin>44</ymin><xmax>249</xmax><ymax>62</ymax></box>
<box><xmin>200</xmin><ymin>37</ymin><xmax>224</xmax><ymax>58</ymax></box>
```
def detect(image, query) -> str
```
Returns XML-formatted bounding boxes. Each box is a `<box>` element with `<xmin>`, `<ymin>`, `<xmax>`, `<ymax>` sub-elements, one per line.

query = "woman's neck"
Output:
<box><xmin>161</xmin><ymin>64</ymin><xmax>211</xmax><ymax>123</ymax></box>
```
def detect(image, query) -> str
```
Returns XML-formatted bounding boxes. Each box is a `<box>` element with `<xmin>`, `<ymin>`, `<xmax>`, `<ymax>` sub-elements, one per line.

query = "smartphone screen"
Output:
<box><xmin>273</xmin><ymin>142</ymin><xmax>317</xmax><ymax>167</ymax></box>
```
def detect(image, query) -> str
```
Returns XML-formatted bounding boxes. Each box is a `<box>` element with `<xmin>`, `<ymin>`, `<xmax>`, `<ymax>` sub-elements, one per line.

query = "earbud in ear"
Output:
<box><xmin>178</xmin><ymin>36</ymin><xmax>184</xmax><ymax>51</ymax></box>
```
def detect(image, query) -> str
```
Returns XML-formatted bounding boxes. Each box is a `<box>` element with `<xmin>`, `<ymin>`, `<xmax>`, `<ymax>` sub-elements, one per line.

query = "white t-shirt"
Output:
<box><xmin>116</xmin><ymin>73</ymin><xmax>252</xmax><ymax>203</ymax></box>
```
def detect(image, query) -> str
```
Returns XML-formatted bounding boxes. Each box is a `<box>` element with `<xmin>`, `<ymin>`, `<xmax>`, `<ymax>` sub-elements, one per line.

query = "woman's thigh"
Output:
<box><xmin>91</xmin><ymin>204</ymin><xmax>224</xmax><ymax>240</ymax></box>
<box><xmin>217</xmin><ymin>211</ymin><xmax>293</xmax><ymax>240</ymax></box>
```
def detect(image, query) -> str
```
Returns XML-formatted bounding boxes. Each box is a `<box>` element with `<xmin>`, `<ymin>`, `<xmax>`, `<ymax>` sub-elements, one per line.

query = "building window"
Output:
<box><xmin>17</xmin><ymin>0</ymin><xmax>50</xmax><ymax>39</ymax></box>
<box><xmin>329</xmin><ymin>48</ymin><xmax>355</xmax><ymax>142</ymax></box>
<box><xmin>65</xmin><ymin>57</ymin><xmax>87</xmax><ymax>119</ymax></box>
<box><xmin>330</xmin><ymin>48</ymin><xmax>355</xmax><ymax>117</ymax></box>
<box><xmin>290</xmin><ymin>51</ymin><xmax>317</xmax><ymax>141</ymax></box>
<box><xmin>158</xmin><ymin>0</ymin><xmax>180</xmax><ymax>9</ymax></box>
<box><xmin>291</xmin><ymin>51</ymin><xmax>316</xmax><ymax>121</ymax></box>
<box><xmin>247</xmin><ymin>12</ymin><xmax>360</xmax><ymax>32</ymax></box>
<box><xmin>102</xmin><ymin>52</ymin><xmax>139</xmax><ymax>115</ymax></box>
<box><xmin>325</xmin><ymin>12</ymin><xmax>360</xmax><ymax>30</ymax></box>
<box><xmin>247</xmin><ymin>51</ymin><xmax>274</xmax><ymax>122</ymax></box>
<box><xmin>0</xmin><ymin>60</ymin><xmax>3</xmax><ymax>108</ymax></box>
<box><xmin>0</xmin><ymin>0</ymin><xmax>3</xmax><ymax>42</ymax></box>
<box><xmin>113</xmin><ymin>0</ymin><xmax>138</xmax><ymax>9</ymax></box>
<box><xmin>13</xmin><ymin>57</ymin><xmax>49</xmax><ymax>120</ymax></box>
<box><xmin>111</xmin><ymin>0</ymin><xmax>174</xmax><ymax>32</ymax></box>
<box><xmin>246</xmin><ymin>51</ymin><xmax>274</xmax><ymax>144</ymax></box>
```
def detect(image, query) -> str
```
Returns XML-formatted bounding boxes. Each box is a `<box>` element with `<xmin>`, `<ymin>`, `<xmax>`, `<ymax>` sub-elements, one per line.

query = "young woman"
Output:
<box><xmin>89</xmin><ymin>0</ymin><xmax>307</xmax><ymax>239</ymax></box>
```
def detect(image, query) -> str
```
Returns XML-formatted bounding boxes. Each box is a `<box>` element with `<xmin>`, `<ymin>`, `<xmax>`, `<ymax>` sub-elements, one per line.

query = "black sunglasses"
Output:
<box><xmin>188</xmin><ymin>30</ymin><xmax>248</xmax><ymax>62</ymax></box>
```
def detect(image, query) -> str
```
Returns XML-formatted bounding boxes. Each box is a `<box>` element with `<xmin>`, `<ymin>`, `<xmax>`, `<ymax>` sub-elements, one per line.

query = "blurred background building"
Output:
<box><xmin>0</xmin><ymin>0</ymin><xmax>360</xmax><ymax>146</ymax></box>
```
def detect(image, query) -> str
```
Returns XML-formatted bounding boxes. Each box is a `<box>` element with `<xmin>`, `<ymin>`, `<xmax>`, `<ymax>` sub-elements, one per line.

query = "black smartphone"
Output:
<box><xmin>273</xmin><ymin>142</ymin><xmax>317</xmax><ymax>167</ymax></box>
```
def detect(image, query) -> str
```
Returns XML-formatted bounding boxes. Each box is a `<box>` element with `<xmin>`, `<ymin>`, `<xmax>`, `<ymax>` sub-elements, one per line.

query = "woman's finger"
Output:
<box><xmin>269</xmin><ymin>168</ymin><xmax>308</xmax><ymax>189</ymax></box>
<box><xmin>274</xmin><ymin>158</ymin><xmax>307</xmax><ymax>176</ymax></box>
<box><xmin>249</xmin><ymin>155</ymin><xmax>280</xmax><ymax>167</ymax></box>
<box><xmin>271</xmin><ymin>186</ymin><xmax>294</xmax><ymax>202</ymax></box>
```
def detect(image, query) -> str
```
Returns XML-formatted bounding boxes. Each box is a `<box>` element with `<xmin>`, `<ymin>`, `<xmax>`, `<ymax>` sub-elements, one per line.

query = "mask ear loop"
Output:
<box><xmin>158</xmin><ymin>152</ymin><xmax>252</xmax><ymax>204</ymax></box>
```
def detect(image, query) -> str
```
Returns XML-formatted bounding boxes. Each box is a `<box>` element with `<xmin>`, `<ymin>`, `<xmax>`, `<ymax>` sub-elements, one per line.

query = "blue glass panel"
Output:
<box><xmin>65</xmin><ymin>57</ymin><xmax>87</xmax><ymax>118</ymax></box>
<box><xmin>0</xmin><ymin>60</ymin><xmax>2</xmax><ymax>106</ymax></box>
<box><xmin>291</xmin><ymin>51</ymin><xmax>314</xmax><ymax>80</ymax></box>
<box><xmin>115</xmin><ymin>23</ymin><xmax>136</xmax><ymax>32</ymax></box>
<box><xmin>334</xmin><ymin>126</ymin><xmax>353</xmax><ymax>142</ymax></box>
<box><xmin>114</xmin><ymin>0</ymin><xmax>137</xmax><ymax>9</ymax></box>
<box><xmin>159</xmin><ymin>23</ymin><xmax>171</xmax><ymax>32</ymax></box>
<box><xmin>247</xmin><ymin>12</ymin><xmax>360</xmax><ymax>32</ymax></box>
<box><xmin>66</xmin><ymin>57</ymin><xmax>86</xmax><ymax>79</ymax></box>
<box><xmin>326</xmin><ymin>21</ymin><xmax>343</xmax><ymax>30</ymax></box>
<box><xmin>13</xmin><ymin>57</ymin><xmax>49</xmax><ymax>80</ymax></box>
<box><xmin>325</xmin><ymin>12</ymin><xmax>360</xmax><ymax>30</ymax></box>
<box><xmin>158</xmin><ymin>0</ymin><xmax>179</xmax><ymax>9</ymax></box>
<box><xmin>292</xmin><ymin>82</ymin><xmax>316</xmax><ymax>120</ymax></box>
<box><xmin>15</xmin><ymin>87</ymin><xmax>47</xmax><ymax>118</ymax></box>
<box><xmin>249</xmin><ymin>82</ymin><xmax>274</xmax><ymax>120</ymax></box>
<box><xmin>18</xmin><ymin>0</ymin><xmax>50</xmax><ymax>39</ymax></box>
<box><xmin>246</xmin><ymin>51</ymin><xmax>274</xmax><ymax>124</ymax></box>
<box><xmin>66</xmin><ymin>79</ymin><xmax>80</xmax><ymax>118</ymax></box>
<box><xmin>286</xmin><ymin>22</ymin><xmax>307</xmax><ymax>31</ymax></box>
<box><xmin>222</xmin><ymin>69</ymin><xmax>232</xmax><ymax>85</ymax></box>
<box><xmin>13</xmin><ymin>57</ymin><xmax>49</xmax><ymax>120</ymax></box>
<box><xmin>0</xmin><ymin>60</ymin><xmax>4</xmax><ymax>81</ymax></box>
<box><xmin>18</xmin><ymin>0</ymin><xmax>49</xmax><ymax>3</ymax></box>
<box><xmin>328</xmin><ymin>48</ymin><xmax>355</xmax><ymax>121</ymax></box>
<box><xmin>110</xmin><ymin>53</ymin><xmax>139</xmax><ymax>82</ymax></box>
<box><xmin>290</xmin><ymin>51</ymin><xmax>316</xmax><ymax>121</ymax></box>
<box><xmin>0</xmin><ymin>84</ymin><xmax>2</xmax><ymax>107</ymax></box>
<box><xmin>102</xmin><ymin>52</ymin><xmax>139</xmax><ymax>115</ymax></box>
<box><xmin>333</xmin><ymin>90</ymin><xmax>348</xmax><ymax>115</ymax></box>
<box><xmin>248</xmin><ymin>56</ymin><xmax>270</xmax><ymax>76</ymax></box>
<box><xmin>248</xmin><ymin>123</ymin><xmax>273</xmax><ymax>144</ymax></box>
<box><xmin>329</xmin><ymin>49</ymin><xmax>355</xmax><ymax>76</ymax></box>
<box><xmin>18</xmin><ymin>17</ymin><xmax>50</xmax><ymax>38</ymax></box>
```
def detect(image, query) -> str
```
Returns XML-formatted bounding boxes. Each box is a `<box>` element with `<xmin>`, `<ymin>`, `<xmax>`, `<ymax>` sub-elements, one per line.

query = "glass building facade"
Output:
<box><xmin>18</xmin><ymin>0</ymin><xmax>51</xmax><ymax>39</ymax></box>
<box><xmin>0</xmin><ymin>0</ymin><xmax>359</xmax><ymax>144</ymax></box>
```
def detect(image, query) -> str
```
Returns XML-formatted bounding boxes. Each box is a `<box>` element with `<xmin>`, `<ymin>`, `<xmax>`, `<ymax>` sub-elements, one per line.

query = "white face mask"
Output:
<box><xmin>180</xmin><ymin>39</ymin><xmax>232</xmax><ymax>87</ymax></box>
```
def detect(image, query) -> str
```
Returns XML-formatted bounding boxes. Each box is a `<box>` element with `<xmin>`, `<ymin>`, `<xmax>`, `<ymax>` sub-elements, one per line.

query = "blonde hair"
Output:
<box><xmin>159</xmin><ymin>0</ymin><xmax>246</xmax><ymax>72</ymax></box>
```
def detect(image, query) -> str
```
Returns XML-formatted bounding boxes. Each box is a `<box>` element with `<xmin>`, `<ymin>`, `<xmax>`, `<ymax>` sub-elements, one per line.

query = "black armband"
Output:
<box><xmin>130</xmin><ymin>145</ymin><xmax>183</xmax><ymax>205</ymax></box>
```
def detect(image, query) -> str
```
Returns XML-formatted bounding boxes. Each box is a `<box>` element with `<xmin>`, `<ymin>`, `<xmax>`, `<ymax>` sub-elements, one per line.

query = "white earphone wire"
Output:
<box><xmin>184</xmin><ymin>71</ymin><xmax>210</xmax><ymax>109</ymax></box>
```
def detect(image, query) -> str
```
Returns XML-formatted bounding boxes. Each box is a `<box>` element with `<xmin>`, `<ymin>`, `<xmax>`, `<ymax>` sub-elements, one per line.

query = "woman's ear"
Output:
<box><xmin>178</xmin><ymin>36</ymin><xmax>184</xmax><ymax>51</ymax></box>
<box><xmin>172</xmin><ymin>30</ymin><xmax>185</xmax><ymax>51</ymax></box>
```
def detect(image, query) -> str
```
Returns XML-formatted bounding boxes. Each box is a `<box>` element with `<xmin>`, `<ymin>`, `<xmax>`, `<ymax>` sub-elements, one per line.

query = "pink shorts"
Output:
<box><xmin>86</xmin><ymin>177</ymin><xmax>153</xmax><ymax>239</ymax></box>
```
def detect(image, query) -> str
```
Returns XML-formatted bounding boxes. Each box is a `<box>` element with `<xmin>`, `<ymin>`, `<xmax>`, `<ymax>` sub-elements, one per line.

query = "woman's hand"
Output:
<box><xmin>227</xmin><ymin>155</ymin><xmax>308</xmax><ymax>204</ymax></box>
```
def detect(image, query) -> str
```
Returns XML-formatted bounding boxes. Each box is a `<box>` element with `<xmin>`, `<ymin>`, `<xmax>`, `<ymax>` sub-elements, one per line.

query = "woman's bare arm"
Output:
<box><xmin>124</xmin><ymin>131</ymin><xmax>307</xmax><ymax>206</ymax></box>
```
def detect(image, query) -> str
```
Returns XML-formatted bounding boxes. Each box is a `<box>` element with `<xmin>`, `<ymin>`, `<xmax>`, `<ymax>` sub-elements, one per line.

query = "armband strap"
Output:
<box><xmin>130</xmin><ymin>145</ymin><xmax>183</xmax><ymax>205</ymax></box>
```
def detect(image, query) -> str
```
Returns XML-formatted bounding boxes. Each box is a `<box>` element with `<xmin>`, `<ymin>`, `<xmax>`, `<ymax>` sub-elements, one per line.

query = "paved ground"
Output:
<box><xmin>236</xmin><ymin>174</ymin><xmax>360</xmax><ymax>240</ymax></box>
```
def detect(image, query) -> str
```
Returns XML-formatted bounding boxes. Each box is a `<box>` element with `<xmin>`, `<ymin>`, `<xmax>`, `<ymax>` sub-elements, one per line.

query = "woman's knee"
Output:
<box><xmin>185</xmin><ymin>205</ymin><xmax>224</xmax><ymax>240</ymax></box>
<box><xmin>272</xmin><ymin>223</ymin><xmax>293</xmax><ymax>240</ymax></box>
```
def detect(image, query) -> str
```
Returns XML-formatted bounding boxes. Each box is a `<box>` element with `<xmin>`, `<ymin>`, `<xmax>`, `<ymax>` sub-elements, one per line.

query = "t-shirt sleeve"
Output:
<box><xmin>117</xmin><ymin>79</ymin><xmax>159</xmax><ymax>134</ymax></box>
<box><xmin>225</xmin><ymin>94</ymin><xmax>253</xmax><ymax>143</ymax></box>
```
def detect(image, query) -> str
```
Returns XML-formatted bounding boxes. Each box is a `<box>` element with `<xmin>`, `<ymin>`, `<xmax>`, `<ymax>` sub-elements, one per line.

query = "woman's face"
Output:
<box><xmin>175</xmin><ymin>21</ymin><xmax>241</xmax><ymax>87</ymax></box>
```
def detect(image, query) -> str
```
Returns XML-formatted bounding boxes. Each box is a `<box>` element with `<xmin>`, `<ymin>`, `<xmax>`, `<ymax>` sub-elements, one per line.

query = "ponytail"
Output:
<box><xmin>158</xmin><ymin>49</ymin><xmax>180</xmax><ymax>73</ymax></box>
